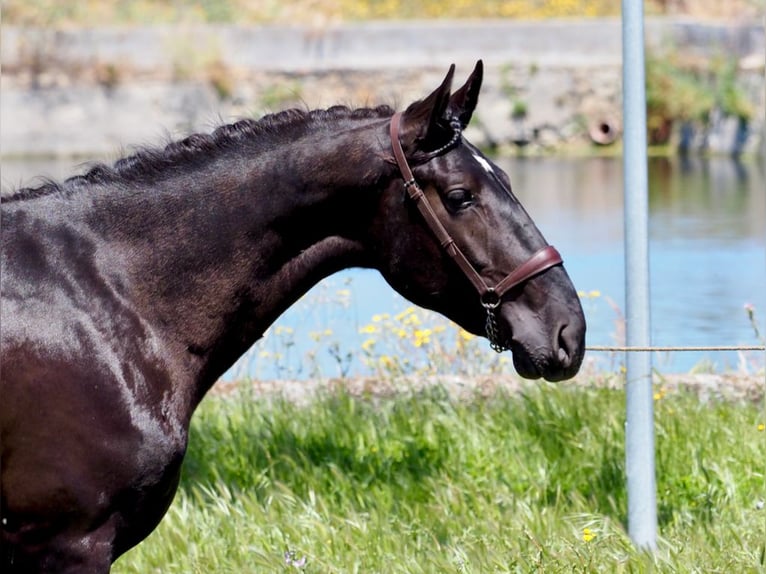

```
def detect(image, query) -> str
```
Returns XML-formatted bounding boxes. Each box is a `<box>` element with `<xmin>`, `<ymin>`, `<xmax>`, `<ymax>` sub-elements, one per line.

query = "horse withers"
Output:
<box><xmin>0</xmin><ymin>61</ymin><xmax>585</xmax><ymax>572</ymax></box>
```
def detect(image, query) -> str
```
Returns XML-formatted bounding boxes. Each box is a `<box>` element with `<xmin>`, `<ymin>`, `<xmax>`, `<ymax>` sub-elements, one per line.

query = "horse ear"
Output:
<box><xmin>398</xmin><ymin>64</ymin><xmax>455</xmax><ymax>153</ymax></box>
<box><xmin>449</xmin><ymin>60</ymin><xmax>483</xmax><ymax>129</ymax></box>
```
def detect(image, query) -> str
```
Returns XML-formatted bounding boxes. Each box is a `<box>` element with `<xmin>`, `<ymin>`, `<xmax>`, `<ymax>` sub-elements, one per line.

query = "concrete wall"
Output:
<box><xmin>1</xmin><ymin>19</ymin><xmax>763</xmax><ymax>158</ymax></box>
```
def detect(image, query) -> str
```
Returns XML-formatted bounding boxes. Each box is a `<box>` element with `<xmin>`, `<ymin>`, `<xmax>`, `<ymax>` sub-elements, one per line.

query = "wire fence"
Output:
<box><xmin>587</xmin><ymin>345</ymin><xmax>766</xmax><ymax>352</ymax></box>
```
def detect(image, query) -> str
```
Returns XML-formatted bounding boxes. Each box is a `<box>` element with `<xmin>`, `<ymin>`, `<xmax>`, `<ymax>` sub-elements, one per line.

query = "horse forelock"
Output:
<box><xmin>1</xmin><ymin>104</ymin><xmax>396</xmax><ymax>203</ymax></box>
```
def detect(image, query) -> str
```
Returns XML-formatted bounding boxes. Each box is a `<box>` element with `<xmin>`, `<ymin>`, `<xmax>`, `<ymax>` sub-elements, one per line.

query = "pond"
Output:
<box><xmin>2</xmin><ymin>154</ymin><xmax>764</xmax><ymax>378</ymax></box>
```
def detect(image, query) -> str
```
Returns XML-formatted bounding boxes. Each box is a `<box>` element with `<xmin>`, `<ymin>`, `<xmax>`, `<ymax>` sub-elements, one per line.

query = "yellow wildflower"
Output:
<box><xmin>459</xmin><ymin>329</ymin><xmax>476</xmax><ymax>342</ymax></box>
<box><xmin>403</xmin><ymin>313</ymin><xmax>421</xmax><ymax>326</ymax></box>
<box><xmin>308</xmin><ymin>329</ymin><xmax>333</xmax><ymax>341</ymax></box>
<box><xmin>582</xmin><ymin>527</ymin><xmax>596</xmax><ymax>542</ymax></box>
<box><xmin>413</xmin><ymin>329</ymin><xmax>432</xmax><ymax>347</ymax></box>
<box><xmin>578</xmin><ymin>289</ymin><xmax>602</xmax><ymax>299</ymax></box>
<box><xmin>361</xmin><ymin>339</ymin><xmax>375</xmax><ymax>352</ymax></box>
<box><xmin>359</xmin><ymin>324</ymin><xmax>377</xmax><ymax>334</ymax></box>
<box><xmin>379</xmin><ymin>356</ymin><xmax>396</xmax><ymax>370</ymax></box>
<box><xmin>758</xmin><ymin>423</ymin><xmax>765</xmax><ymax>432</ymax></box>
<box><xmin>395</xmin><ymin>307</ymin><xmax>416</xmax><ymax>321</ymax></box>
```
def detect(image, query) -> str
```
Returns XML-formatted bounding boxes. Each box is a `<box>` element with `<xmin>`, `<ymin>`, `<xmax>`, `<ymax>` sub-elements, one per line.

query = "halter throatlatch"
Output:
<box><xmin>389</xmin><ymin>111</ymin><xmax>563</xmax><ymax>352</ymax></box>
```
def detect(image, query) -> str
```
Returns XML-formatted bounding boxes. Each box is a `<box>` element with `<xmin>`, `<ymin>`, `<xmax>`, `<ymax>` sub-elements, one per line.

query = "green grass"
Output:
<box><xmin>113</xmin><ymin>381</ymin><xmax>765</xmax><ymax>573</ymax></box>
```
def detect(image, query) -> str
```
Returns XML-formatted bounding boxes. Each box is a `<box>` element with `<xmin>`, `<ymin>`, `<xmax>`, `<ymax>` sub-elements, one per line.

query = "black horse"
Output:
<box><xmin>1</xmin><ymin>62</ymin><xmax>585</xmax><ymax>572</ymax></box>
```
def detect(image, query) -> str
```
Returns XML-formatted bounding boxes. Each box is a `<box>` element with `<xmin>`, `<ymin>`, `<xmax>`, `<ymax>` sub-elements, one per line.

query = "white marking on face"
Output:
<box><xmin>472</xmin><ymin>152</ymin><xmax>494</xmax><ymax>175</ymax></box>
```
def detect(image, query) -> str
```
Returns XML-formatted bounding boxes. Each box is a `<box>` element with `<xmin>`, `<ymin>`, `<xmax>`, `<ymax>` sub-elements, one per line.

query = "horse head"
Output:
<box><xmin>371</xmin><ymin>61</ymin><xmax>585</xmax><ymax>381</ymax></box>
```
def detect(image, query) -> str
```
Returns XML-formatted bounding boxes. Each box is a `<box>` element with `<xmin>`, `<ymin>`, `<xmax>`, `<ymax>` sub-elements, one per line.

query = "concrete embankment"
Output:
<box><xmin>1</xmin><ymin>18</ymin><xmax>763</xmax><ymax>158</ymax></box>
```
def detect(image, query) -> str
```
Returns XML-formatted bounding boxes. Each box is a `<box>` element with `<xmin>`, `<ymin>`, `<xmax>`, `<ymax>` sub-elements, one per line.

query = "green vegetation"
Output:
<box><xmin>645</xmin><ymin>53</ymin><xmax>754</xmax><ymax>145</ymax></box>
<box><xmin>113</xmin><ymin>381</ymin><xmax>765</xmax><ymax>573</ymax></box>
<box><xmin>4</xmin><ymin>0</ymin><xmax>759</xmax><ymax>26</ymax></box>
<box><xmin>2</xmin><ymin>0</ymin><xmax>617</xmax><ymax>26</ymax></box>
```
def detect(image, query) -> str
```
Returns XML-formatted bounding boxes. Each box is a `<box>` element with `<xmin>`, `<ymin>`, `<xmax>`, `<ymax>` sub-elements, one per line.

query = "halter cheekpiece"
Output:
<box><xmin>389</xmin><ymin>111</ymin><xmax>564</xmax><ymax>352</ymax></box>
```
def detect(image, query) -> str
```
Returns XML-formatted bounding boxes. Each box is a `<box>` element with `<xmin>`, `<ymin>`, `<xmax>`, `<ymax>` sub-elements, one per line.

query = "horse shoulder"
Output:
<box><xmin>1</xmin><ymin>204</ymin><xmax>192</xmax><ymax>569</ymax></box>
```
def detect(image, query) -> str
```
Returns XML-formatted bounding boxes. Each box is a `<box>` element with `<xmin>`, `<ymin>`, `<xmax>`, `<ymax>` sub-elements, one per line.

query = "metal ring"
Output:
<box><xmin>480</xmin><ymin>289</ymin><xmax>501</xmax><ymax>310</ymax></box>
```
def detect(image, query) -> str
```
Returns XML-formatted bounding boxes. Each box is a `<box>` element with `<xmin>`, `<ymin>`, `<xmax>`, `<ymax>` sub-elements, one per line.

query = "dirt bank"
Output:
<box><xmin>211</xmin><ymin>371</ymin><xmax>765</xmax><ymax>405</ymax></box>
<box><xmin>2</xmin><ymin>19</ymin><xmax>763</xmax><ymax>158</ymax></box>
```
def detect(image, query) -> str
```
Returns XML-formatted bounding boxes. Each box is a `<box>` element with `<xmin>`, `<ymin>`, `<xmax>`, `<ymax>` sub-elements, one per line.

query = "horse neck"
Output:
<box><xmin>91</xmin><ymin>118</ymin><xmax>389</xmax><ymax>400</ymax></box>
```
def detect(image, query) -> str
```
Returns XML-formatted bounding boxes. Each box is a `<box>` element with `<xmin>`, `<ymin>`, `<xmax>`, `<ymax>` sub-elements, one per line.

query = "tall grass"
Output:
<box><xmin>114</xmin><ymin>381</ymin><xmax>765</xmax><ymax>573</ymax></box>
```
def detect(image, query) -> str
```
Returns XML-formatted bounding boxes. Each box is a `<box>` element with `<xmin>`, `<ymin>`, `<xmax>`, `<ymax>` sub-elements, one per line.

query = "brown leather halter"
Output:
<box><xmin>389</xmin><ymin>111</ymin><xmax>564</xmax><ymax>352</ymax></box>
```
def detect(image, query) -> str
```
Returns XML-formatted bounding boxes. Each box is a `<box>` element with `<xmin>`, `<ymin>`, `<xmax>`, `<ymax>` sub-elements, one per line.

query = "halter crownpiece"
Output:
<box><xmin>389</xmin><ymin>111</ymin><xmax>564</xmax><ymax>352</ymax></box>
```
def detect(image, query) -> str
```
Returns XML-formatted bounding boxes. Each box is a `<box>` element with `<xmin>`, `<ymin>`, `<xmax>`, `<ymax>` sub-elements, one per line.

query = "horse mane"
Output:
<box><xmin>2</xmin><ymin>104</ymin><xmax>395</xmax><ymax>203</ymax></box>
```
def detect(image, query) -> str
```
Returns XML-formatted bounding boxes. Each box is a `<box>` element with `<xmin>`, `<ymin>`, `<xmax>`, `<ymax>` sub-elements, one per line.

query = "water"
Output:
<box><xmin>508</xmin><ymin>155</ymin><xmax>765</xmax><ymax>373</ymax></box>
<box><xmin>2</xmin><ymin>154</ymin><xmax>764</xmax><ymax>377</ymax></box>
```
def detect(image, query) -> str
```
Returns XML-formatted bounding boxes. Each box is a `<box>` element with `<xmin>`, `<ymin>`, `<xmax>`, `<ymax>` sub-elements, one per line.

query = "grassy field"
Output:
<box><xmin>113</xmin><ymin>378</ymin><xmax>765</xmax><ymax>573</ymax></box>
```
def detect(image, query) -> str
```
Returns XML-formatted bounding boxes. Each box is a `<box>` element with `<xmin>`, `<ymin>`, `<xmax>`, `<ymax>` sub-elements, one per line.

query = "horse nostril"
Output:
<box><xmin>556</xmin><ymin>323</ymin><xmax>573</xmax><ymax>366</ymax></box>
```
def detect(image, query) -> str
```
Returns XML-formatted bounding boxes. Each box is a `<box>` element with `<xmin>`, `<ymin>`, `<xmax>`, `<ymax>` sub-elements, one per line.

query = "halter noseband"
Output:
<box><xmin>389</xmin><ymin>111</ymin><xmax>563</xmax><ymax>352</ymax></box>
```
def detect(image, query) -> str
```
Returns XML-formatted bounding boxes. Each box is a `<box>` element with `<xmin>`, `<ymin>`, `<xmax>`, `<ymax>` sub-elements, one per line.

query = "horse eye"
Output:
<box><xmin>444</xmin><ymin>188</ymin><xmax>474</xmax><ymax>212</ymax></box>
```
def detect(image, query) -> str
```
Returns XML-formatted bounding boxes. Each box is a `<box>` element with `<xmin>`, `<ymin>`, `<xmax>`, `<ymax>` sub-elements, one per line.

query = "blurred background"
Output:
<box><xmin>1</xmin><ymin>1</ymin><xmax>764</xmax><ymax>379</ymax></box>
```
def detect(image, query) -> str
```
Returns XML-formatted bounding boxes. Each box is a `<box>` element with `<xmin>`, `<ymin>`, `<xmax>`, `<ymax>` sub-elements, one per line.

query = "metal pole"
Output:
<box><xmin>621</xmin><ymin>0</ymin><xmax>657</xmax><ymax>550</ymax></box>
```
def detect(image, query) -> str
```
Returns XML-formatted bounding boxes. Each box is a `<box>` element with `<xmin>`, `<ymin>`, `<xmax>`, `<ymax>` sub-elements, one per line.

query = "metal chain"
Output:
<box><xmin>424</xmin><ymin>117</ymin><xmax>463</xmax><ymax>158</ymax></box>
<box><xmin>484</xmin><ymin>304</ymin><xmax>510</xmax><ymax>353</ymax></box>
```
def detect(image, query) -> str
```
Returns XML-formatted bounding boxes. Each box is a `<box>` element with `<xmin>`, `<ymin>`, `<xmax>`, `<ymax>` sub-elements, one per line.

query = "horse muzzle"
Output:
<box><xmin>498</xmin><ymin>300</ymin><xmax>586</xmax><ymax>382</ymax></box>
